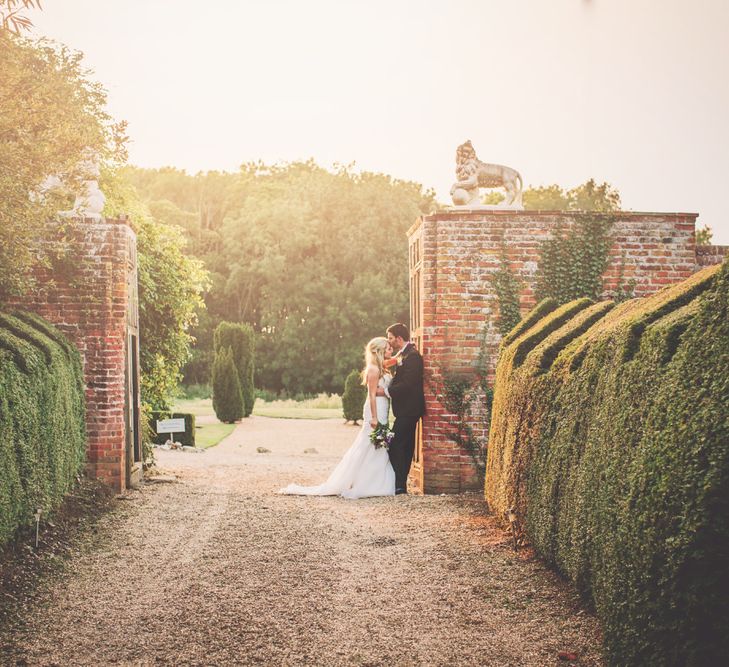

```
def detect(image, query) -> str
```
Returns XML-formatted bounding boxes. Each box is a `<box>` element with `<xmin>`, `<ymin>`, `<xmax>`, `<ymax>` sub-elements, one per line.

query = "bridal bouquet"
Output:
<box><xmin>370</xmin><ymin>423</ymin><xmax>394</xmax><ymax>450</ymax></box>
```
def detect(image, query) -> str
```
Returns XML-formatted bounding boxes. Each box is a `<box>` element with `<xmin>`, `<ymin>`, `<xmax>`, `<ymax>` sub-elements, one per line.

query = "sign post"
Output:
<box><xmin>156</xmin><ymin>417</ymin><xmax>186</xmax><ymax>445</ymax></box>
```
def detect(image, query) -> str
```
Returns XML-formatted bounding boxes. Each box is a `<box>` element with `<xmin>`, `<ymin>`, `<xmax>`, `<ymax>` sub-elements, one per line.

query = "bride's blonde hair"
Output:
<box><xmin>361</xmin><ymin>336</ymin><xmax>388</xmax><ymax>385</ymax></box>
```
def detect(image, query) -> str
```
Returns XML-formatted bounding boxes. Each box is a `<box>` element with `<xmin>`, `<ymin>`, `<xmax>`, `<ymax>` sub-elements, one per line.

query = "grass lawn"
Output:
<box><xmin>173</xmin><ymin>398</ymin><xmax>215</xmax><ymax>418</ymax></box>
<box><xmin>195</xmin><ymin>422</ymin><xmax>236</xmax><ymax>449</ymax></box>
<box><xmin>254</xmin><ymin>395</ymin><xmax>343</xmax><ymax>419</ymax></box>
<box><xmin>172</xmin><ymin>396</ymin><xmax>345</xmax><ymax>421</ymax></box>
<box><xmin>253</xmin><ymin>405</ymin><xmax>343</xmax><ymax>420</ymax></box>
<box><xmin>170</xmin><ymin>398</ymin><xmax>232</xmax><ymax>449</ymax></box>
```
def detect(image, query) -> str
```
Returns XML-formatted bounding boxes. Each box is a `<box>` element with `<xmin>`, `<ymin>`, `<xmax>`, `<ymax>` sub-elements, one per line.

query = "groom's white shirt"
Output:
<box><xmin>383</xmin><ymin>342</ymin><xmax>412</xmax><ymax>400</ymax></box>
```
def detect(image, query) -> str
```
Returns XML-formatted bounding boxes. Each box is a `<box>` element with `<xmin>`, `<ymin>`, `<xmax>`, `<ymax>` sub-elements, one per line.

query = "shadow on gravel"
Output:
<box><xmin>0</xmin><ymin>477</ymin><xmax>116</xmax><ymax>652</ymax></box>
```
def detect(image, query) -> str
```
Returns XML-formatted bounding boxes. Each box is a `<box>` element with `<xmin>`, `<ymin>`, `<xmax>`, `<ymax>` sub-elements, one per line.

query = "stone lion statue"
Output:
<box><xmin>450</xmin><ymin>140</ymin><xmax>523</xmax><ymax>208</ymax></box>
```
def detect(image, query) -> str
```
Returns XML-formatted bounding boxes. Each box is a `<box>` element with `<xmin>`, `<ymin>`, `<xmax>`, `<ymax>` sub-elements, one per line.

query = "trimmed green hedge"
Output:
<box><xmin>500</xmin><ymin>296</ymin><xmax>558</xmax><ymax>348</ymax></box>
<box><xmin>0</xmin><ymin>311</ymin><xmax>86</xmax><ymax>546</ymax></box>
<box><xmin>149</xmin><ymin>411</ymin><xmax>196</xmax><ymax>447</ymax></box>
<box><xmin>485</xmin><ymin>262</ymin><xmax>728</xmax><ymax>666</ymax></box>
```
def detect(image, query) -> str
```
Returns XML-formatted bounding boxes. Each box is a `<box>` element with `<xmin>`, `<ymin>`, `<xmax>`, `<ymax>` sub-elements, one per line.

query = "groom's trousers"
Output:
<box><xmin>389</xmin><ymin>416</ymin><xmax>419</xmax><ymax>491</ymax></box>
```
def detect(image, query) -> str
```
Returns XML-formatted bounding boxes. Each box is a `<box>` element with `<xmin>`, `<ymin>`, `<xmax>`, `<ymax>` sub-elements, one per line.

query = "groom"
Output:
<box><xmin>379</xmin><ymin>323</ymin><xmax>425</xmax><ymax>495</ymax></box>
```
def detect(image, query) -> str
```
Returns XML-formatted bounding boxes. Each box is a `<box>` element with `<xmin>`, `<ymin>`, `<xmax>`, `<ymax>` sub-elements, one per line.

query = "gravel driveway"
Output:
<box><xmin>5</xmin><ymin>417</ymin><xmax>603</xmax><ymax>666</ymax></box>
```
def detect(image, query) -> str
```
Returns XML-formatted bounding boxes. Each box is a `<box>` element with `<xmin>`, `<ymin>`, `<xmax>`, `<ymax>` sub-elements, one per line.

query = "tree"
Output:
<box><xmin>342</xmin><ymin>369</ymin><xmax>366</xmax><ymax>424</ymax></box>
<box><xmin>213</xmin><ymin>322</ymin><xmax>256</xmax><ymax>417</ymax></box>
<box><xmin>0</xmin><ymin>32</ymin><xmax>127</xmax><ymax>298</ymax></box>
<box><xmin>523</xmin><ymin>184</ymin><xmax>570</xmax><ymax>210</ymax></box>
<box><xmin>181</xmin><ymin>309</ymin><xmax>216</xmax><ymax>385</ymax></box>
<box><xmin>523</xmin><ymin>179</ymin><xmax>621</xmax><ymax>212</ymax></box>
<box><xmin>136</xmin><ymin>220</ymin><xmax>210</xmax><ymax>410</ymax></box>
<box><xmin>482</xmin><ymin>190</ymin><xmax>505</xmax><ymax>205</ymax></box>
<box><xmin>102</xmin><ymin>168</ymin><xmax>210</xmax><ymax>412</ymax></box>
<box><xmin>211</xmin><ymin>347</ymin><xmax>243</xmax><ymax>423</ymax></box>
<box><xmin>124</xmin><ymin>162</ymin><xmax>435</xmax><ymax>395</ymax></box>
<box><xmin>0</xmin><ymin>0</ymin><xmax>40</xmax><ymax>35</ymax></box>
<box><xmin>696</xmin><ymin>225</ymin><xmax>713</xmax><ymax>245</ymax></box>
<box><xmin>567</xmin><ymin>179</ymin><xmax>621</xmax><ymax>212</ymax></box>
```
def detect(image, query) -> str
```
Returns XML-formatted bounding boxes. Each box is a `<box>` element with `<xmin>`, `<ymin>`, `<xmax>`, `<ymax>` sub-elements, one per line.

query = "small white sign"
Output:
<box><xmin>157</xmin><ymin>418</ymin><xmax>185</xmax><ymax>434</ymax></box>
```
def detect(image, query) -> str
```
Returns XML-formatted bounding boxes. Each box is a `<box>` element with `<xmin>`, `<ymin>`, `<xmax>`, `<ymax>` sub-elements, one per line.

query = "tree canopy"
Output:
<box><xmin>0</xmin><ymin>32</ymin><xmax>127</xmax><ymax>298</ymax></box>
<box><xmin>0</xmin><ymin>1</ymin><xmax>40</xmax><ymax>35</ymax></box>
<box><xmin>523</xmin><ymin>179</ymin><xmax>621</xmax><ymax>212</ymax></box>
<box><xmin>124</xmin><ymin>162</ymin><xmax>435</xmax><ymax>395</ymax></box>
<box><xmin>1</xmin><ymin>20</ymin><xmax>206</xmax><ymax>416</ymax></box>
<box><xmin>103</xmin><ymin>169</ymin><xmax>209</xmax><ymax>411</ymax></box>
<box><xmin>696</xmin><ymin>225</ymin><xmax>713</xmax><ymax>245</ymax></box>
<box><xmin>481</xmin><ymin>179</ymin><xmax>621</xmax><ymax>212</ymax></box>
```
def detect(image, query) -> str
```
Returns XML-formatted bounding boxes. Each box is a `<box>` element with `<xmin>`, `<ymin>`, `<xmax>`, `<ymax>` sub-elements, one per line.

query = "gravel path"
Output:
<box><xmin>5</xmin><ymin>417</ymin><xmax>604</xmax><ymax>666</ymax></box>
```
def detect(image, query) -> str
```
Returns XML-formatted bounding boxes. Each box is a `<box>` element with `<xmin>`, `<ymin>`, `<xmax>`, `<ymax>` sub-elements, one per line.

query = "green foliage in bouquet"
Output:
<box><xmin>342</xmin><ymin>369</ymin><xmax>366</xmax><ymax>424</ymax></box>
<box><xmin>486</xmin><ymin>261</ymin><xmax>729</xmax><ymax>666</ymax></box>
<box><xmin>211</xmin><ymin>346</ymin><xmax>243</xmax><ymax>423</ymax></box>
<box><xmin>213</xmin><ymin>321</ymin><xmax>255</xmax><ymax>417</ymax></box>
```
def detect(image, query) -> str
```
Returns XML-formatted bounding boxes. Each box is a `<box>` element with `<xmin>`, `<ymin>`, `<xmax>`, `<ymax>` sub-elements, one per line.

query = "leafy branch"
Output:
<box><xmin>0</xmin><ymin>0</ymin><xmax>42</xmax><ymax>35</ymax></box>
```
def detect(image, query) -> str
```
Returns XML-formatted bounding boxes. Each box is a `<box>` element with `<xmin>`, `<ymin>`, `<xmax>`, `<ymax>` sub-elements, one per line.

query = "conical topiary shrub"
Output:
<box><xmin>213</xmin><ymin>322</ymin><xmax>256</xmax><ymax>417</ymax></box>
<box><xmin>342</xmin><ymin>369</ymin><xmax>366</xmax><ymax>424</ymax></box>
<box><xmin>212</xmin><ymin>346</ymin><xmax>243</xmax><ymax>423</ymax></box>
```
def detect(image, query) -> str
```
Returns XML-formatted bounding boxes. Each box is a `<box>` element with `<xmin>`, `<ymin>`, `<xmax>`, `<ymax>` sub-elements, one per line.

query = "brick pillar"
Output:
<box><xmin>6</xmin><ymin>218</ymin><xmax>139</xmax><ymax>493</ymax></box>
<box><xmin>408</xmin><ymin>209</ymin><xmax>698</xmax><ymax>494</ymax></box>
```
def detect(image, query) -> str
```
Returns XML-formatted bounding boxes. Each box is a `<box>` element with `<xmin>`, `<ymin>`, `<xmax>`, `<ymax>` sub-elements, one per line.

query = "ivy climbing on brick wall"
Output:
<box><xmin>439</xmin><ymin>370</ymin><xmax>486</xmax><ymax>482</ymax></box>
<box><xmin>432</xmin><ymin>325</ymin><xmax>494</xmax><ymax>484</ymax></box>
<box><xmin>491</xmin><ymin>243</ymin><xmax>522</xmax><ymax>335</ymax></box>
<box><xmin>535</xmin><ymin>214</ymin><xmax>615</xmax><ymax>305</ymax></box>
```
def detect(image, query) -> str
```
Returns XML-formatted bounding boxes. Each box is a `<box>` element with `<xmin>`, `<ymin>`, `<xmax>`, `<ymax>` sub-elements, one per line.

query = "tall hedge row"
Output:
<box><xmin>213</xmin><ymin>321</ymin><xmax>256</xmax><ymax>417</ymax></box>
<box><xmin>485</xmin><ymin>262</ymin><xmax>728</xmax><ymax>666</ymax></box>
<box><xmin>0</xmin><ymin>311</ymin><xmax>86</xmax><ymax>546</ymax></box>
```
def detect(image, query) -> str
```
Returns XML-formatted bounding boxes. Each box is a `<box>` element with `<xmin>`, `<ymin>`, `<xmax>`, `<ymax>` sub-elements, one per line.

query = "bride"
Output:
<box><xmin>279</xmin><ymin>337</ymin><xmax>396</xmax><ymax>499</ymax></box>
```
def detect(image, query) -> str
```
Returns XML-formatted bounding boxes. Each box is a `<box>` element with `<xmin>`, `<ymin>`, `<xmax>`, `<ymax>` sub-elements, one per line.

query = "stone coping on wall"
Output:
<box><xmin>407</xmin><ymin>209</ymin><xmax>699</xmax><ymax>236</ymax></box>
<box><xmin>65</xmin><ymin>216</ymin><xmax>133</xmax><ymax>225</ymax></box>
<box><xmin>437</xmin><ymin>209</ymin><xmax>697</xmax><ymax>215</ymax></box>
<box><xmin>428</xmin><ymin>209</ymin><xmax>698</xmax><ymax>218</ymax></box>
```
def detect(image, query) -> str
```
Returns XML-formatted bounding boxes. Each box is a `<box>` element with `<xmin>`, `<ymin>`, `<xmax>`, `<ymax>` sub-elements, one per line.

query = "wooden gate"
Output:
<box><xmin>124</xmin><ymin>236</ymin><xmax>143</xmax><ymax>487</ymax></box>
<box><xmin>407</xmin><ymin>222</ymin><xmax>424</xmax><ymax>493</ymax></box>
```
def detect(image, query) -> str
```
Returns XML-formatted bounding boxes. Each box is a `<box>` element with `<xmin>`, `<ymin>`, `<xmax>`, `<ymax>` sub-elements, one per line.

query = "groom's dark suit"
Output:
<box><xmin>387</xmin><ymin>342</ymin><xmax>425</xmax><ymax>492</ymax></box>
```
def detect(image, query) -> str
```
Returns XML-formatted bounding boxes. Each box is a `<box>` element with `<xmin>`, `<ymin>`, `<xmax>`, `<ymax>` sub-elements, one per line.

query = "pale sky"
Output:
<box><xmin>31</xmin><ymin>0</ymin><xmax>729</xmax><ymax>242</ymax></box>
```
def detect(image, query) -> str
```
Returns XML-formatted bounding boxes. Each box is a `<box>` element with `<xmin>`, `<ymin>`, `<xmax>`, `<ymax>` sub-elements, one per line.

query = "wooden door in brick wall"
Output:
<box><xmin>124</xmin><ymin>239</ymin><xmax>143</xmax><ymax>487</ymax></box>
<box><xmin>408</xmin><ymin>226</ymin><xmax>424</xmax><ymax>492</ymax></box>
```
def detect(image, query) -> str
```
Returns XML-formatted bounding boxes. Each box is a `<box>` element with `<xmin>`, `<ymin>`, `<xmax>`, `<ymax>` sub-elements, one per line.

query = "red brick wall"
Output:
<box><xmin>6</xmin><ymin>218</ymin><xmax>137</xmax><ymax>492</ymax></box>
<box><xmin>696</xmin><ymin>244</ymin><xmax>729</xmax><ymax>267</ymax></box>
<box><xmin>408</xmin><ymin>210</ymin><xmax>700</xmax><ymax>494</ymax></box>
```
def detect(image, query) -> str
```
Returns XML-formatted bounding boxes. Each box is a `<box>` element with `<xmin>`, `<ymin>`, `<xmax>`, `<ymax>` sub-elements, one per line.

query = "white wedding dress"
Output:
<box><xmin>279</xmin><ymin>375</ymin><xmax>396</xmax><ymax>499</ymax></box>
